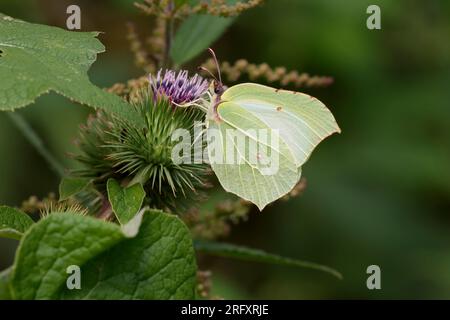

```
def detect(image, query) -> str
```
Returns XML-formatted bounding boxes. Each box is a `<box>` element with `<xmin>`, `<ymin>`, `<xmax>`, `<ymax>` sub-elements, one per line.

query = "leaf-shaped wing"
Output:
<box><xmin>207</xmin><ymin>105</ymin><xmax>301</xmax><ymax>210</ymax></box>
<box><xmin>221</xmin><ymin>83</ymin><xmax>340</xmax><ymax>167</ymax></box>
<box><xmin>207</xmin><ymin>83</ymin><xmax>340</xmax><ymax>210</ymax></box>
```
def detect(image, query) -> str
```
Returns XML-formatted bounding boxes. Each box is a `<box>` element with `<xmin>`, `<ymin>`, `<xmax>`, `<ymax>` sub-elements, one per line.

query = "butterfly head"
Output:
<box><xmin>199</xmin><ymin>48</ymin><xmax>227</xmax><ymax>96</ymax></box>
<box><xmin>212</xmin><ymin>79</ymin><xmax>227</xmax><ymax>95</ymax></box>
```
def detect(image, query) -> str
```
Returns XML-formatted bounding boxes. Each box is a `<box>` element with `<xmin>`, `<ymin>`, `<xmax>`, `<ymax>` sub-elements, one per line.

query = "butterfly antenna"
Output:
<box><xmin>198</xmin><ymin>66</ymin><xmax>218</xmax><ymax>83</ymax></box>
<box><xmin>208</xmin><ymin>48</ymin><xmax>222</xmax><ymax>85</ymax></box>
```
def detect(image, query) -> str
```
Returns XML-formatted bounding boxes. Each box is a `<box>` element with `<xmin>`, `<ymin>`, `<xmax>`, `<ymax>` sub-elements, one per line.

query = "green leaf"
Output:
<box><xmin>0</xmin><ymin>13</ymin><xmax>143</xmax><ymax>127</ymax></box>
<box><xmin>10</xmin><ymin>213</ymin><xmax>124</xmax><ymax>299</ymax></box>
<box><xmin>171</xmin><ymin>14</ymin><xmax>234</xmax><ymax>65</ymax></box>
<box><xmin>0</xmin><ymin>206</ymin><xmax>34</xmax><ymax>240</ymax></box>
<box><xmin>59</xmin><ymin>177</ymin><xmax>91</xmax><ymax>201</ymax></box>
<box><xmin>207</xmin><ymin>83</ymin><xmax>340</xmax><ymax>210</ymax></box>
<box><xmin>0</xmin><ymin>267</ymin><xmax>12</xmax><ymax>300</ymax></box>
<box><xmin>195</xmin><ymin>240</ymin><xmax>342</xmax><ymax>279</ymax></box>
<box><xmin>9</xmin><ymin>209</ymin><xmax>197</xmax><ymax>300</ymax></box>
<box><xmin>61</xmin><ymin>210</ymin><xmax>197</xmax><ymax>299</ymax></box>
<box><xmin>107</xmin><ymin>178</ymin><xmax>146</xmax><ymax>225</ymax></box>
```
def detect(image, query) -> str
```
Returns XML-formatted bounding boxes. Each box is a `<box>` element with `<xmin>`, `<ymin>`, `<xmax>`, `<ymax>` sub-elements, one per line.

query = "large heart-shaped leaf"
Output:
<box><xmin>9</xmin><ymin>210</ymin><xmax>197</xmax><ymax>300</ymax></box>
<box><xmin>0</xmin><ymin>13</ymin><xmax>143</xmax><ymax>127</ymax></box>
<box><xmin>60</xmin><ymin>210</ymin><xmax>197</xmax><ymax>299</ymax></box>
<box><xmin>10</xmin><ymin>213</ymin><xmax>124</xmax><ymax>299</ymax></box>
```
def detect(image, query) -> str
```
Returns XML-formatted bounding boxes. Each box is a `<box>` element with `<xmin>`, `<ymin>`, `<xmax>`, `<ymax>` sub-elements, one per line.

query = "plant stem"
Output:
<box><xmin>163</xmin><ymin>2</ymin><xmax>175</xmax><ymax>68</ymax></box>
<box><xmin>7</xmin><ymin>112</ymin><xmax>65</xmax><ymax>177</ymax></box>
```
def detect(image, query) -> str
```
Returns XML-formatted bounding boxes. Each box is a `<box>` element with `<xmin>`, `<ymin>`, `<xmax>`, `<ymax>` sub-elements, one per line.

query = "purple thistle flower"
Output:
<box><xmin>149</xmin><ymin>69</ymin><xmax>209</xmax><ymax>106</ymax></box>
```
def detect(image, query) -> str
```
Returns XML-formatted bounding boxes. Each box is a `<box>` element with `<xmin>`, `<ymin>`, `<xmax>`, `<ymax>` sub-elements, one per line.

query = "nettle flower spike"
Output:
<box><xmin>149</xmin><ymin>69</ymin><xmax>209</xmax><ymax>108</ymax></box>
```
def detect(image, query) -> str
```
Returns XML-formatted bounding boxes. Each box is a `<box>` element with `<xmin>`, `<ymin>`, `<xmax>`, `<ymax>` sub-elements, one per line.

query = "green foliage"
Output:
<box><xmin>61</xmin><ymin>210</ymin><xmax>197</xmax><ymax>299</ymax></box>
<box><xmin>107</xmin><ymin>178</ymin><xmax>145</xmax><ymax>225</ymax></box>
<box><xmin>59</xmin><ymin>177</ymin><xmax>91</xmax><ymax>201</ymax></box>
<box><xmin>0</xmin><ymin>0</ymin><xmax>447</xmax><ymax>301</ymax></box>
<box><xmin>171</xmin><ymin>14</ymin><xmax>234</xmax><ymax>65</ymax></box>
<box><xmin>7</xmin><ymin>210</ymin><xmax>197</xmax><ymax>299</ymax></box>
<box><xmin>0</xmin><ymin>206</ymin><xmax>34</xmax><ymax>240</ymax></box>
<box><xmin>0</xmin><ymin>13</ymin><xmax>143</xmax><ymax>127</ymax></box>
<box><xmin>10</xmin><ymin>212</ymin><xmax>124</xmax><ymax>299</ymax></box>
<box><xmin>0</xmin><ymin>3</ymin><xmax>344</xmax><ymax>301</ymax></box>
<box><xmin>208</xmin><ymin>83</ymin><xmax>340</xmax><ymax>210</ymax></box>
<box><xmin>195</xmin><ymin>240</ymin><xmax>342</xmax><ymax>279</ymax></box>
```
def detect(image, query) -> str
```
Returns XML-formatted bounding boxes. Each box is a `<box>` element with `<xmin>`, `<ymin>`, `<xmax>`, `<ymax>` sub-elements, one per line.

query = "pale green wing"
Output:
<box><xmin>221</xmin><ymin>83</ymin><xmax>341</xmax><ymax>167</ymax></box>
<box><xmin>207</xmin><ymin>83</ymin><xmax>340</xmax><ymax>210</ymax></box>
<box><xmin>207</xmin><ymin>102</ymin><xmax>302</xmax><ymax>210</ymax></box>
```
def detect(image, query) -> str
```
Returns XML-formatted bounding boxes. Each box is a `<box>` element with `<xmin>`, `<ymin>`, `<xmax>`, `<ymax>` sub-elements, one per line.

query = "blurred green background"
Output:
<box><xmin>1</xmin><ymin>0</ymin><xmax>449</xmax><ymax>299</ymax></box>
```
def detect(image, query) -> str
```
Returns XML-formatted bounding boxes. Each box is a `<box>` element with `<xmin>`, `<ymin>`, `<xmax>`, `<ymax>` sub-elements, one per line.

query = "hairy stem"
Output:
<box><xmin>7</xmin><ymin>112</ymin><xmax>65</xmax><ymax>177</ymax></box>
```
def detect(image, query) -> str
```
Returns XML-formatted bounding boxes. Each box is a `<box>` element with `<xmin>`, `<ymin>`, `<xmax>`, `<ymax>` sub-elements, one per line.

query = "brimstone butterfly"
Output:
<box><xmin>203</xmin><ymin>50</ymin><xmax>341</xmax><ymax>210</ymax></box>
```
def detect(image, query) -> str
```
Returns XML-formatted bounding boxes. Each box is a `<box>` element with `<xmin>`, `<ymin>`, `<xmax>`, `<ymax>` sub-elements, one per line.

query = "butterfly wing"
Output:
<box><xmin>207</xmin><ymin>83</ymin><xmax>340</xmax><ymax>210</ymax></box>
<box><xmin>220</xmin><ymin>83</ymin><xmax>341</xmax><ymax>167</ymax></box>
<box><xmin>207</xmin><ymin>108</ymin><xmax>301</xmax><ymax>211</ymax></box>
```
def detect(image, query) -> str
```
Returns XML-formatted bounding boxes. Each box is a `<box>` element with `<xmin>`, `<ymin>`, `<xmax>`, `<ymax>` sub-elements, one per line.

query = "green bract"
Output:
<box><xmin>107</xmin><ymin>178</ymin><xmax>146</xmax><ymax>225</ymax></box>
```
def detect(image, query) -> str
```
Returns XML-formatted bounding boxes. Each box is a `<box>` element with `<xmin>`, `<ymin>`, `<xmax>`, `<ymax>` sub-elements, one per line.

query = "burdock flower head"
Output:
<box><xmin>149</xmin><ymin>69</ymin><xmax>209</xmax><ymax>106</ymax></box>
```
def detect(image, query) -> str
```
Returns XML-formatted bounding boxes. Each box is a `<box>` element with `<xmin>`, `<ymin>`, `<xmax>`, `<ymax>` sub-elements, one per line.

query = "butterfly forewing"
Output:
<box><xmin>221</xmin><ymin>83</ymin><xmax>341</xmax><ymax>167</ymax></box>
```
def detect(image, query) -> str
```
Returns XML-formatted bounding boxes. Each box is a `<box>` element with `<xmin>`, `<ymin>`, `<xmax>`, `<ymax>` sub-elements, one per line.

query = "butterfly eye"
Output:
<box><xmin>213</xmin><ymin>80</ymin><xmax>225</xmax><ymax>95</ymax></box>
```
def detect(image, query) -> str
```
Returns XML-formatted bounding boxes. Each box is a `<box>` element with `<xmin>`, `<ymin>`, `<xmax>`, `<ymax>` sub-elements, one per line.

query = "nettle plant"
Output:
<box><xmin>0</xmin><ymin>0</ymin><xmax>341</xmax><ymax>300</ymax></box>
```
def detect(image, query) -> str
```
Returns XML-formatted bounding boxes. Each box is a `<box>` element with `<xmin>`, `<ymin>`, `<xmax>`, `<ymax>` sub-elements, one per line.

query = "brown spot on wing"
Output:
<box><xmin>276</xmin><ymin>106</ymin><xmax>283</xmax><ymax>111</ymax></box>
